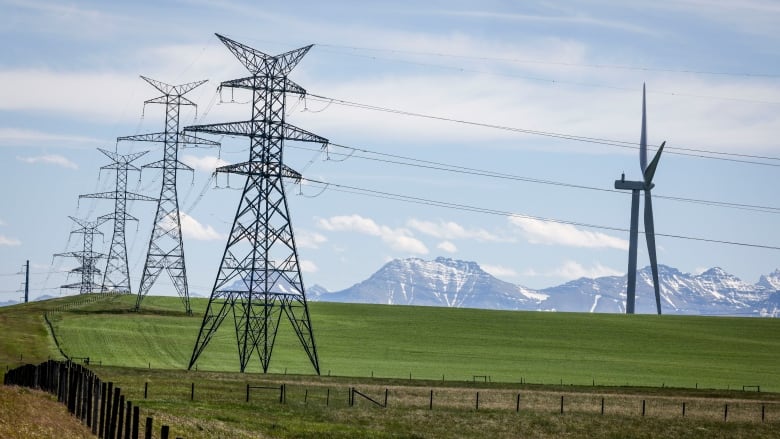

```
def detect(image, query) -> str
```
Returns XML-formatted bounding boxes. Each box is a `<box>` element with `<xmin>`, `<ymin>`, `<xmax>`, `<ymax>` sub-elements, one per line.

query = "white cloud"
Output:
<box><xmin>296</xmin><ymin>229</ymin><xmax>328</xmax><ymax>249</ymax></box>
<box><xmin>407</xmin><ymin>219</ymin><xmax>501</xmax><ymax>241</ymax></box>
<box><xmin>508</xmin><ymin>216</ymin><xmax>628</xmax><ymax>250</ymax></box>
<box><xmin>16</xmin><ymin>154</ymin><xmax>78</xmax><ymax>169</ymax></box>
<box><xmin>299</xmin><ymin>259</ymin><xmax>318</xmax><ymax>273</ymax></box>
<box><xmin>0</xmin><ymin>128</ymin><xmax>102</xmax><ymax>147</ymax></box>
<box><xmin>552</xmin><ymin>261</ymin><xmax>623</xmax><ymax>279</ymax></box>
<box><xmin>181</xmin><ymin>154</ymin><xmax>230</xmax><ymax>173</ymax></box>
<box><xmin>318</xmin><ymin>214</ymin><xmax>428</xmax><ymax>254</ymax></box>
<box><xmin>437</xmin><ymin>241</ymin><xmax>457</xmax><ymax>253</ymax></box>
<box><xmin>176</xmin><ymin>213</ymin><xmax>224</xmax><ymax>241</ymax></box>
<box><xmin>481</xmin><ymin>264</ymin><xmax>518</xmax><ymax>278</ymax></box>
<box><xmin>0</xmin><ymin>235</ymin><xmax>21</xmax><ymax>246</ymax></box>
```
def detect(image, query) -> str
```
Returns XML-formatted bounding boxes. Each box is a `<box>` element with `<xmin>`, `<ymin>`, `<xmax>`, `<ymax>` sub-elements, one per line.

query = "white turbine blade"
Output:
<box><xmin>644</xmin><ymin>191</ymin><xmax>662</xmax><ymax>315</ymax></box>
<box><xmin>643</xmin><ymin>141</ymin><xmax>666</xmax><ymax>186</ymax></box>
<box><xmin>640</xmin><ymin>83</ymin><xmax>648</xmax><ymax>173</ymax></box>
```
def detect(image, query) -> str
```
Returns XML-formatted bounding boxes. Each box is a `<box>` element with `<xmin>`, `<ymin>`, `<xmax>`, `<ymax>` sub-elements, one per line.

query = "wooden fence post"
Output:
<box><xmin>124</xmin><ymin>400</ymin><xmax>132</xmax><ymax>439</ymax></box>
<box><xmin>160</xmin><ymin>425</ymin><xmax>169</xmax><ymax>439</ymax></box>
<box><xmin>92</xmin><ymin>379</ymin><xmax>100</xmax><ymax>435</ymax></box>
<box><xmin>132</xmin><ymin>406</ymin><xmax>139</xmax><ymax>439</ymax></box>
<box><xmin>601</xmin><ymin>397</ymin><xmax>605</xmax><ymax>415</ymax></box>
<box><xmin>326</xmin><ymin>388</ymin><xmax>330</xmax><ymax>406</ymax></box>
<box><xmin>144</xmin><ymin>417</ymin><xmax>153</xmax><ymax>439</ymax></box>
<box><xmin>642</xmin><ymin>400</ymin><xmax>646</xmax><ymax>417</ymax></box>
<box><xmin>99</xmin><ymin>382</ymin><xmax>108</xmax><ymax>438</ymax></box>
<box><xmin>516</xmin><ymin>394</ymin><xmax>520</xmax><ymax>413</ymax></box>
<box><xmin>109</xmin><ymin>386</ymin><xmax>121</xmax><ymax>439</ymax></box>
<box><xmin>430</xmin><ymin>390</ymin><xmax>434</xmax><ymax>410</ymax></box>
<box><xmin>191</xmin><ymin>382</ymin><xmax>195</xmax><ymax>401</ymax></box>
<box><xmin>117</xmin><ymin>394</ymin><xmax>125</xmax><ymax>437</ymax></box>
<box><xmin>682</xmin><ymin>402</ymin><xmax>686</xmax><ymax>417</ymax></box>
<box><xmin>144</xmin><ymin>382</ymin><xmax>148</xmax><ymax>399</ymax></box>
<box><xmin>724</xmin><ymin>404</ymin><xmax>728</xmax><ymax>421</ymax></box>
<box><xmin>476</xmin><ymin>392</ymin><xmax>479</xmax><ymax>410</ymax></box>
<box><xmin>560</xmin><ymin>395</ymin><xmax>564</xmax><ymax>414</ymax></box>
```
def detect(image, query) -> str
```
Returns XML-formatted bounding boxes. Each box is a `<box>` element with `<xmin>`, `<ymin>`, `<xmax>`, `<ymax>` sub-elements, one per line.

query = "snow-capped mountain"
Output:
<box><xmin>310</xmin><ymin>258</ymin><xmax>779</xmax><ymax>316</ymax></box>
<box><xmin>309</xmin><ymin>257</ymin><xmax>544</xmax><ymax>310</ymax></box>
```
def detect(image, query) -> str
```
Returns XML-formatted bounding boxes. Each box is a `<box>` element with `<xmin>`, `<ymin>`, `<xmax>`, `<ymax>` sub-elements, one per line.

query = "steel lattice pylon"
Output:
<box><xmin>80</xmin><ymin>148</ymin><xmax>155</xmax><ymax>294</ymax></box>
<box><xmin>55</xmin><ymin>216</ymin><xmax>108</xmax><ymax>294</ymax></box>
<box><xmin>119</xmin><ymin>76</ymin><xmax>218</xmax><ymax>314</ymax></box>
<box><xmin>186</xmin><ymin>34</ymin><xmax>326</xmax><ymax>374</ymax></box>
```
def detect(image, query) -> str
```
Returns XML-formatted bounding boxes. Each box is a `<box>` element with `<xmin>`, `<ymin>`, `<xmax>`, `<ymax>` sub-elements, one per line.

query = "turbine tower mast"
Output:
<box><xmin>55</xmin><ymin>216</ymin><xmax>108</xmax><ymax>294</ymax></box>
<box><xmin>186</xmin><ymin>34</ymin><xmax>326</xmax><ymax>374</ymax></box>
<box><xmin>614</xmin><ymin>84</ymin><xmax>666</xmax><ymax>314</ymax></box>
<box><xmin>118</xmin><ymin>76</ymin><xmax>218</xmax><ymax>314</ymax></box>
<box><xmin>80</xmin><ymin>148</ymin><xmax>155</xmax><ymax>294</ymax></box>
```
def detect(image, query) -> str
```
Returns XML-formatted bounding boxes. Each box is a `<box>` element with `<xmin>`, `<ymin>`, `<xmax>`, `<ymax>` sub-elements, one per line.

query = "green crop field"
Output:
<box><xmin>44</xmin><ymin>294</ymin><xmax>780</xmax><ymax>391</ymax></box>
<box><xmin>3</xmin><ymin>294</ymin><xmax>780</xmax><ymax>438</ymax></box>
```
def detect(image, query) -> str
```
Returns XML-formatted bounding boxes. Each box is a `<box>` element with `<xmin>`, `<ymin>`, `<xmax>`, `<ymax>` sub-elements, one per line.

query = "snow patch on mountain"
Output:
<box><xmin>309</xmin><ymin>258</ymin><xmax>779</xmax><ymax>316</ymax></box>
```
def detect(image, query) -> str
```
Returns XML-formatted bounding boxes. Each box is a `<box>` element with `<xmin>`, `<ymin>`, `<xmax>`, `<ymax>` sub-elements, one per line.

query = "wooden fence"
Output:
<box><xmin>3</xmin><ymin>360</ymin><xmax>181</xmax><ymax>439</ymax></box>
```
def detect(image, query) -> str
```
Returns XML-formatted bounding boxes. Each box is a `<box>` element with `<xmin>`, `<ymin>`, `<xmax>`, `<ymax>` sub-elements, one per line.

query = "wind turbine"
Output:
<box><xmin>614</xmin><ymin>84</ymin><xmax>666</xmax><ymax>315</ymax></box>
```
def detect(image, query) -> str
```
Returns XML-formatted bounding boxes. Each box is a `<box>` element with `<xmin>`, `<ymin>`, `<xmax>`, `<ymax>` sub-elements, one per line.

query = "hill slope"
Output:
<box><xmin>38</xmin><ymin>294</ymin><xmax>780</xmax><ymax>391</ymax></box>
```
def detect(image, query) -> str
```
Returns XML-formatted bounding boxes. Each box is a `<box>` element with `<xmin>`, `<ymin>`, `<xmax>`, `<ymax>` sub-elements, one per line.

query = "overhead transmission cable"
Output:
<box><xmin>304</xmin><ymin>94</ymin><xmax>780</xmax><ymax>167</ymax></box>
<box><xmin>297</xmin><ymin>177</ymin><xmax>780</xmax><ymax>251</ymax></box>
<box><xmin>286</xmin><ymin>142</ymin><xmax>779</xmax><ymax>214</ymax></box>
<box><xmin>317</xmin><ymin>43</ymin><xmax>780</xmax><ymax>79</ymax></box>
<box><xmin>315</xmin><ymin>47</ymin><xmax>780</xmax><ymax>106</ymax></box>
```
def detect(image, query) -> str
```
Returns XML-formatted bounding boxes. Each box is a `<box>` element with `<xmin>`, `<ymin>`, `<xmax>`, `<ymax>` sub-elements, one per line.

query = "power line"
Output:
<box><xmin>315</xmin><ymin>47</ymin><xmax>780</xmax><ymax>106</ymax></box>
<box><xmin>317</xmin><ymin>43</ymin><xmax>780</xmax><ymax>80</ymax></box>
<box><xmin>298</xmin><ymin>177</ymin><xmax>780</xmax><ymax>251</ymax></box>
<box><xmin>286</xmin><ymin>142</ymin><xmax>780</xmax><ymax>215</ymax></box>
<box><xmin>304</xmin><ymin>94</ymin><xmax>780</xmax><ymax>167</ymax></box>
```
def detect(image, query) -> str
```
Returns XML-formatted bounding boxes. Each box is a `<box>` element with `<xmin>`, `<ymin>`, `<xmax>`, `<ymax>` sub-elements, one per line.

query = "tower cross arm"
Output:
<box><xmin>144</xmin><ymin>95</ymin><xmax>198</xmax><ymax>107</ymax></box>
<box><xmin>185</xmin><ymin>121</ymin><xmax>255</xmax><ymax>137</ymax></box>
<box><xmin>54</xmin><ymin>251</ymin><xmax>105</xmax><ymax>259</ymax></box>
<box><xmin>215</xmin><ymin>162</ymin><xmax>302</xmax><ymax>181</ymax></box>
<box><xmin>284</xmin><ymin>123</ymin><xmax>328</xmax><ymax>146</ymax></box>
<box><xmin>215</xmin><ymin>33</ymin><xmax>312</xmax><ymax>76</ymax></box>
<box><xmin>219</xmin><ymin>77</ymin><xmax>307</xmax><ymax>96</ymax></box>
<box><xmin>98</xmin><ymin>148</ymin><xmax>149</xmax><ymax>164</ymax></box>
<box><xmin>117</xmin><ymin>132</ymin><xmax>220</xmax><ymax>147</ymax></box>
<box><xmin>142</xmin><ymin>160</ymin><xmax>194</xmax><ymax>171</ymax></box>
<box><xmin>141</xmin><ymin>76</ymin><xmax>208</xmax><ymax>97</ymax></box>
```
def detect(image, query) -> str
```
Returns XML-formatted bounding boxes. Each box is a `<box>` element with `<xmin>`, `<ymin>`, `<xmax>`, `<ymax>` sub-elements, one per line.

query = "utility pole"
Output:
<box><xmin>23</xmin><ymin>260</ymin><xmax>29</xmax><ymax>303</ymax></box>
<box><xmin>118</xmin><ymin>76</ymin><xmax>218</xmax><ymax>314</ymax></box>
<box><xmin>187</xmin><ymin>34</ymin><xmax>326</xmax><ymax>374</ymax></box>
<box><xmin>80</xmin><ymin>148</ymin><xmax>155</xmax><ymax>294</ymax></box>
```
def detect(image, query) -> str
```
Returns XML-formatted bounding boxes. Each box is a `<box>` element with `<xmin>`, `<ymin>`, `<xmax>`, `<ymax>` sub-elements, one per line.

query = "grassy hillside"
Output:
<box><xmin>3</xmin><ymin>294</ymin><xmax>780</xmax><ymax>438</ymax></box>
<box><xmin>0</xmin><ymin>386</ymin><xmax>93</xmax><ymax>438</ymax></box>
<box><xmin>46</xmin><ymin>294</ymin><xmax>780</xmax><ymax>391</ymax></box>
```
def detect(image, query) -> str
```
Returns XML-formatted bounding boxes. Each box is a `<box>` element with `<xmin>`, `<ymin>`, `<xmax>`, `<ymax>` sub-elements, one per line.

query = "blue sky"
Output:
<box><xmin>1</xmin><ymin>0</ymin><xmax>779</xmax><ymax>302</ymax></box>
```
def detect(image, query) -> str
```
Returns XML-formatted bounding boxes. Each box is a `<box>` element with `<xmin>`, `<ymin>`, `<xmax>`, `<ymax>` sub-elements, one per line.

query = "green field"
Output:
<box><xmin>3</xmin><ymin>294</ymin><xmax>780</xmax><ymax>438</ymax></box>
<box><xmin>45</xmin><ymin>294</ymin><xmax>780</xmax><ymax>391</ymax></box>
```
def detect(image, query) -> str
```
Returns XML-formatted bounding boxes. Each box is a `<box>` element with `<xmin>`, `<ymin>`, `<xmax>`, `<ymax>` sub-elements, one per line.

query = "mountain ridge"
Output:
<box><xmin>309</xmin><ymin>257</ymin><xmax>779</xmax><ymax>316</ymax></box>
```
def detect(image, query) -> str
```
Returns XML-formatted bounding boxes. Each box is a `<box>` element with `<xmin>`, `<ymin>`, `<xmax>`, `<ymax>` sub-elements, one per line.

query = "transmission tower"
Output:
<box><xmin>186</xmin><ymin>34</ymin><xmax>326</xmax><ymax>374</ymax></box>
<box><xmin>80</xmin><ymin>148</ymin><xmax>155</xmax><ymax>294</ymax></box>
<box><xmin>118</xmin><ymin>76</ymin><xmax>218</xmax><ymax>314</ymax></box>
<box><xmin>55</xmin><ymin>216</ymin><xmax>108</xmax><ymax>294</ymax></box>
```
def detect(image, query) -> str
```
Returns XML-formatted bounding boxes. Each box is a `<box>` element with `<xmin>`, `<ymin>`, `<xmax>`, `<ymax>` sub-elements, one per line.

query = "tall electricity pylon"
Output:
<box><xmin>55</xmin><ymin>216</ymin><xmax>108</xmax><ymax>294</ymax></box>
<box><xmin>118</xmin><ymin>76</ymin><xmax>218</xmax><ymax>314</ymax></box>
<box><xmin>186</xmin><ymin>34</ymin><xmax>326</xmax><ymax>374</ymax></box>
<box><xmin>80</xmin><ymin>148</ymin><xmax>155</xmax><ymax>294</ymax></box>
